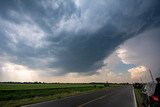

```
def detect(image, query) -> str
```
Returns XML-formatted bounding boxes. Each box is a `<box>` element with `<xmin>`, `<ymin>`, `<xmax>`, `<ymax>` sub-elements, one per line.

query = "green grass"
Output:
<box><xmin>134</xmin><ymin>89</ymin><xmax>143</xmax><ymax>107</ymax></box>
<box><xmin>0</xmin><ymin>83</ymin><xmax>98</xmax><ymax>90</ymax></box>
<box><xmin>0</xmin><ymin>83</ymin><xmax>122</xmax><ymax>107</ymax></box>
<box><xmin>0</xmin><ymin>86</ymin><xmax>101</xmax><ymax>101</ymax></box>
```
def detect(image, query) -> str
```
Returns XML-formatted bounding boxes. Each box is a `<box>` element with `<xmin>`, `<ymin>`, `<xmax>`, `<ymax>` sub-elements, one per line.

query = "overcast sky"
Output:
<box><xmin>0</xmin><ymin>0</ymin><xmax>160</xmax><ymax>83</ymax></box>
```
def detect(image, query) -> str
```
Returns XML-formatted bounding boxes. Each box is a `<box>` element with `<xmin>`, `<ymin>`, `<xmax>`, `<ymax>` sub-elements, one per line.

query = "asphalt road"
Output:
<box><xmin>24</xmin><ymin>85</ymin><xmax>137</xmax><ymax>107</ymax></box>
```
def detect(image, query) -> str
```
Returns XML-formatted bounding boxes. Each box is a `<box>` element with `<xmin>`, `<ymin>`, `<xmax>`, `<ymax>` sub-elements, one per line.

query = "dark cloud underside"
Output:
<box><xmin>0</xmin><ymin>0</ymin><xmax>160</xmax><ymax>75</ymax></box>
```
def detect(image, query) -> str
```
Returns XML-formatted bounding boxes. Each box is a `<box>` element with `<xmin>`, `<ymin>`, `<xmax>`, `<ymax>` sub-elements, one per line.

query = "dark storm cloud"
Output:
<box><xmin>0</xmin><ymin>0</ymin><xmax>78</xmax><ymax>33</ymax></box>
<box><xmin>49</xmin><ymin>25</ymin><xmax>128</xmax><ymax>73</ymax></box>
<box><xmin>0</xmin><ymin>0</ymin><xmax>160</xmax><ymax>75</ymax></box>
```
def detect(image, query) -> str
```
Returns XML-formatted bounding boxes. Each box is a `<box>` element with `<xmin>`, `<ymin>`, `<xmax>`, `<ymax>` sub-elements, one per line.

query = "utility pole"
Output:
<box><xmin>140</xmin><ymin>76</ymin><xmax>143</xmax><ymax>83</ymax></box>
<box><xmin>149</xmin><ymin>69</ymin><xmax>154</xmax><ymax>83</ymax></box>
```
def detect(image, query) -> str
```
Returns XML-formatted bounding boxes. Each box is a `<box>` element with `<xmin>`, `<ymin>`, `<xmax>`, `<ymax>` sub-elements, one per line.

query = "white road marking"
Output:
<box><xmin>78</xmin><ymin>90</ymin><xmax>119</xmax><ymax>107</ymax></box>
<box><xmin>78</xmin><ymin>95</ymin><xmax>107</xmax><ymax>107</ymax></box>
<box><xmin>132</xmin><ymin>87</ymin><xmax>138</xmax><ymax>107</ymax></box>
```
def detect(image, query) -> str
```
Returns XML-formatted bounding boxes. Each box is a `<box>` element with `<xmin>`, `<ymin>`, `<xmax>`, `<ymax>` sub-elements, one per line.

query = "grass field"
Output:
<box><xmin>0</xmin><ymin>83</ymin><xmax>122</xmax><ymax>107</ymax></box>
<box><xmin>0</xmin><ymin>83</ymin><xmax>101</xmax><ymax>90</ymax></box>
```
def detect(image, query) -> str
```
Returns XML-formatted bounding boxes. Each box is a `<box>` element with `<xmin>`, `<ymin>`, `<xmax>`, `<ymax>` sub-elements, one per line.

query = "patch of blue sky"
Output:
<box><xmin>114</xmin><ymin>63</ymin><xmax>137</xmax><ymax>73</ymax></box>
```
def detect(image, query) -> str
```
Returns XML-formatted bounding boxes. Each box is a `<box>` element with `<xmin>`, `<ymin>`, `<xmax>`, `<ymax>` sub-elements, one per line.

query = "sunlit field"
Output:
<box><xmin>0</xmin><ymin>83</ymin><xmax>102</xmax><ymax>90</ymax></box>
<box><xmin>0</xmin><ymin>83</ymin><xmax>123</xmax><ymax>107</ymax></box>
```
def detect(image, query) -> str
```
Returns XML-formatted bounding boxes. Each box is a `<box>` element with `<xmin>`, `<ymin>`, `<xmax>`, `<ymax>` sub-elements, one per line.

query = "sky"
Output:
<box><xmin>0</xmin><ymin>0</ymin><xmax>160</xmax><ymax>83</ymax></box>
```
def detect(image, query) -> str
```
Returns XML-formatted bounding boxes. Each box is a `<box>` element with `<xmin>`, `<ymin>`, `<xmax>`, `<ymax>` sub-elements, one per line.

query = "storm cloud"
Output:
<box><xmin>118</xmin><ymin>28</ymin><xmax>160</xmax><ymax>82</ymax></box>
<box><xmin>0</xmin><ymin>0</ymin><xmax>160</xmax><ymax>75</ymax></box>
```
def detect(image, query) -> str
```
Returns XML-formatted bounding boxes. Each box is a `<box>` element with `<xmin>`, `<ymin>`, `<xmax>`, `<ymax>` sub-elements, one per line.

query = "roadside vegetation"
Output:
<box><xmin>0</xmin><ymin>83</ymin><xmax>124</xmax><ymax>107</ymax></box>
<box><xmin>134</xmin><ymin>89</ymin><xmax>143</xmax><ymax>107</ymax></box>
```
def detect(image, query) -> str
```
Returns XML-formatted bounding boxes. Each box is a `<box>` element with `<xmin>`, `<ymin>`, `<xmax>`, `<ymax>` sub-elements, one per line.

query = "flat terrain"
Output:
<box><xmin>0</xmin><ymin>83</ymin><xmax>102</xmax><ymax>90</ymax></box>
<box><xmin>0</xmin><ymin>83</ymin><xmax>121</xmax><ymax>107</ymax></box>
<box><xmin>25</xmin><ymin>85</ymin><xmax>136</xmax><ymax>107</ymax></box>
<box><xmin>134</xmin><ymin>89</ymin><xmax>143</xmax><ymax>107</ymax></box>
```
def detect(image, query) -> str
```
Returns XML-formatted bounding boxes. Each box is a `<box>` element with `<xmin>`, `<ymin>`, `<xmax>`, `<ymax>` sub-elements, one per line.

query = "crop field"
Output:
<box><xmin>0</xmin><ymin>83</ymin><xmax>121</xmax><ymax>107</ymax></box>
<box><xmin>0</xmin><ymin>83</ymin><xmax>100</xmax><ymax>90</ymax></box>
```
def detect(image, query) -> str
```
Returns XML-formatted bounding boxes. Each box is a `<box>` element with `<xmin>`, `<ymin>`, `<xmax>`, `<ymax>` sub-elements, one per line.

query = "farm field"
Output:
<box><xmin>0</xmin><ymin>83</ymin><xmax>122</xmax><ymax>107</ymax></box>
<box><xmin>0</xmin><ymin>83</ymin><xmax>102</xmax><ymax>90</ymax></box>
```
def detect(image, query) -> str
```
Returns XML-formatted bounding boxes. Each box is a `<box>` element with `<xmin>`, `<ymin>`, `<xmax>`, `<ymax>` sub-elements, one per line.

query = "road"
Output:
<box><xmin>24</xmin><ymin>85</ymin><xmax>137</xmax><ymax>107</ymax></box>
